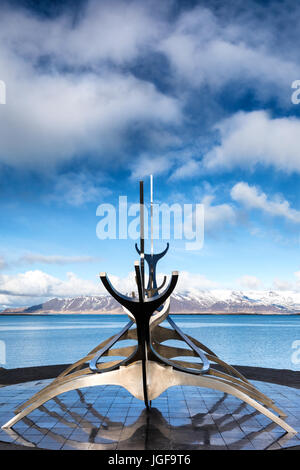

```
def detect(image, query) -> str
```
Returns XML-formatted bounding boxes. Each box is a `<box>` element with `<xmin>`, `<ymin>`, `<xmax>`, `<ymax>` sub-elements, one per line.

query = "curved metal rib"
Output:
<box><xmin>100</xmin><ymin>269</ymin><xmax>178</xmax><ymax>319</ymax></box>
<box><xmin>135</xmin><ymin>243</ymin><xmax>169</xmax><ymax>290</ymax></box>
<box><xmin>135</xmin><ymin>242</ymin><xmax>169</xmax><ymax>259</ymax></box>
<box><xmin>143</xmin><ymin>271</ymin><xmax>178</xmax><ymax>316</ymax></box>
<box><xmin>89</xmin><ymin>320</ymin><xmax>134</xmax><ymax>373</ymax></box>
<box><xmin>157</xmin><ymin>276</ymin><xmax>167</xmax><ymax>291</ymax></box>
<box><xmin>146</xmin><ymin>276</ymin><xmax>167</xmax><ymax>300</ymax></box>
<box><xmin>149</xmin><ymin>342</ymin><xmax>204</xmax><ymax>375</ymax></box>
<box><xmin>99</xmin><ymin>272</ymin><xmax>138</xmax><ymax>311</ymax></box>
<box><xmin>167</xmin><ymin>316</ymin><xmax>210</xmax><ymax>374</ymax></box>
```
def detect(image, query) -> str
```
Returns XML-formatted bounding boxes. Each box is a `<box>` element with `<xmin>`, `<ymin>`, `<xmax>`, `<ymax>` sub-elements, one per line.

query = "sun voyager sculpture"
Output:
<box><xmin>2</xmin><ymin>177</ymin><xmax>296</xmax><ymax>435</ymax></box>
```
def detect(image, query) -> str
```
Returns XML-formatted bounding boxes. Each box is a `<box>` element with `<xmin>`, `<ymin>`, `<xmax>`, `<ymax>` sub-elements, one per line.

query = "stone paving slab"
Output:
<box><xmin>0</xmin><ymin>379</ymin><xmax>299</xmax><ymax>450</ymax></box>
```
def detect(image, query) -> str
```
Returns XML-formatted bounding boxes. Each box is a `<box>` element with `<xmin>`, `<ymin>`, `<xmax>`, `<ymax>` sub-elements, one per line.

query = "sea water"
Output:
<box><xmin>0</xmin><ymin>314</ymin><xmax>299</xmax><ymax>371</ymax></box>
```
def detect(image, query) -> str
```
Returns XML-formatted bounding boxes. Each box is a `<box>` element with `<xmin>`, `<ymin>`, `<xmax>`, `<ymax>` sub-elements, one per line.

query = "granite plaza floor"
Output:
<box><xmin>0</xmin><ymin>379</ymin><xmax>300</xmax><ymax>450</ymax></box>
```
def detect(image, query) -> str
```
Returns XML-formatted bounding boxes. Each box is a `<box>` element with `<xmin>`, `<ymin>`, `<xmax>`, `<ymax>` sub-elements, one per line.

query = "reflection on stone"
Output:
<box><xmin>1</xmin><ymin>382</ymin><xmax>299</xmax><ymax>450</ymax></box>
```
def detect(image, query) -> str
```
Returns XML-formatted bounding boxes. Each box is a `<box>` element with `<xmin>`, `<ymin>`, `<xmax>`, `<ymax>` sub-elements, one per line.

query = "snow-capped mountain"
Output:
<box><xmin>1</xmin><ymin>290</ymin><xmax>300</xmax><ymax>314</ymax></box>
<box><xmin>170</xmin><ymin>290</ymin><xmax>300</xmax><ymax>314</ymax></box>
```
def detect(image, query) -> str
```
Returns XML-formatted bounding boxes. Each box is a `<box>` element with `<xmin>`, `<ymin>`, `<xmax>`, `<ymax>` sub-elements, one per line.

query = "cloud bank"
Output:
<box><xmin>1</xmin><ymin>0</ymin><xmax>300</xmax><ymax>178</ymax></box>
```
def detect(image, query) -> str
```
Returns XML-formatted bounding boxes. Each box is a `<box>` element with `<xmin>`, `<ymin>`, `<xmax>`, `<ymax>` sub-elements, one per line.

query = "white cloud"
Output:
<box><xmin>203</xmin><ymin>111</ymin><xmax>300</xmax><ymax>174</ymax></box>
<box><xmin>18</xmin><ymin>253</ymin><xmax>101</xmax><ymax>266</ymax></box>
<box><xmin>0</xmin><ymin>268</ymin><xmax>217</xmax><ymax>308</ymax></box>
<box><xmin>159</xmin><ymin>5</ymin><xmax>300</xmax><ymax>102</ymax></box>
<box><xmin>237</xmin><ymin>275</ymin><xmax>262</xmax><ymax>290</ymax></box>
<box><xmin>231</xmin><ymin>182</ymin><xmax>300</xmax><ymax>223</ymax></box>
<box><xmin>169</xmin><ymin>159</ymin><xmax>200</xmax><ymax>181</ymax></box>
<box><xmin>0</xmin><ymin>270</ymin><xmax>100</xmax><ymax>298</ymax></box>
<box><xmin>294</xmin><ymin>271</ymin><xmax>300</xmax><ymax>291</ymax></box>
<box><xmin>176</xmin><ymin>270</ymin><xmax>218</xmax><ymax>293</ymax></box>
<box><xmin>0</xmin><ymin>294</ymin><xmax>45</xmax><ymax>309</ymax></box>
<box><xmin>1</xmin><ymin>266</ymin><xmax>300</xmax><ymax>309</ymax></box>
<box><xmin>165</xmin><ymin>189</ymin><xmax>237</xmax><ymax>236</ymax></box>
<box><xmin>272</xmin><ymin>278</ymin><xmax>294</xmax><ymax>291</ymax></box>
<box><xmin>130</xmin><ymin>154</ymin><xmax>174</xmax><ymax>180</ymax></box>
<box><xmin>0</xmin><ymin>70</ymin><xmax>180</xmax><ymax>170</ymax></box>
<box><xmin>272</xmin><ymin>271</ymin><xmax>300</xmax><ymax>292</ymax></box>
<box><xmin>47</xmin><ymin>171</ymin><xmax>111</xmax><ymax>206</ymax></box>
<box><xmin>0</xmin><ymin>1</ymin><xmax>161</xmax><ymax>69</ymax></box>
<box><xmin>131</xmin><ymin>148</ymin><xmax>201</xmax><ymax>181</ymax></box>
<box><xmin>0</xmin><ymin>268</ymin><xmax>158</xmax><ymax>302</ymax></box>
<box><xmin>202</xmin><ymin>195</ymin><xmax>236</xmax><ymax>230</ymax></box>
<box><xmin>0</xmin><ymin>3</ymin><xmax>181</xmax><ymax>171</ymax></box>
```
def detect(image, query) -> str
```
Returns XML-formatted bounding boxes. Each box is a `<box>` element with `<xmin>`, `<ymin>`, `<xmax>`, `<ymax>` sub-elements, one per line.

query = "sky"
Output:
<box><xmin>0</xmin><ymin>0</ymin><xmax>299</xmax><ymax>308</ymax></box>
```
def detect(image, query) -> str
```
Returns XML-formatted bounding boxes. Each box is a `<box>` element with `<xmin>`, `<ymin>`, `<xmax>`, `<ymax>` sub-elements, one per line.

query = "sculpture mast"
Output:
<box><xmin>150</xmin><ymin>174</ymin><xmax>153</xmax><ymax>258</ymax></box>
<box><xmin>139</xmin><ymin>181</ymin><xmax>145</xmax><ymax>296</ymax></box>
<box><xmin>150</xmin><ymin>175</ymin><xmax>154</xmax><ymax>289</ymax></box>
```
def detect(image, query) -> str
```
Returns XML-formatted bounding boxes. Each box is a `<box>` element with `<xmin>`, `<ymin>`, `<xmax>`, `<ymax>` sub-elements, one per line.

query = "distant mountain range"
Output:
<box><xmin>1</xmin><ymin>290</ymin><xmax>300</xmax><ymax>314</ymax></box>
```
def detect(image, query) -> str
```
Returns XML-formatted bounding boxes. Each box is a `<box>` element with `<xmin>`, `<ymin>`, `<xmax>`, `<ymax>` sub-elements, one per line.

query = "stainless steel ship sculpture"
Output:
<box><xmin>2</xmin><ymin>177</ymin><xmax>296</xmax><ymax>434</ymax></box>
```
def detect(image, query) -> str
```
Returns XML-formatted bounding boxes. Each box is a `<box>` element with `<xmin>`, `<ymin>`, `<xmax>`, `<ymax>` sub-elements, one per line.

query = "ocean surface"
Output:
<box><xmin>0</xmin><ymin>314</ymin><xmax>300</xmax><ymax>371</ymax></box>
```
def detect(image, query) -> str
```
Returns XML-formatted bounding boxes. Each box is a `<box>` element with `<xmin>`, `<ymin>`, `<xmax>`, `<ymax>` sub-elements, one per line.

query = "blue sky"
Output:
<box><xmin>0</xmin><ymin>0</ymin><xmax>299</xmax><ymax>307</ymax></box>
